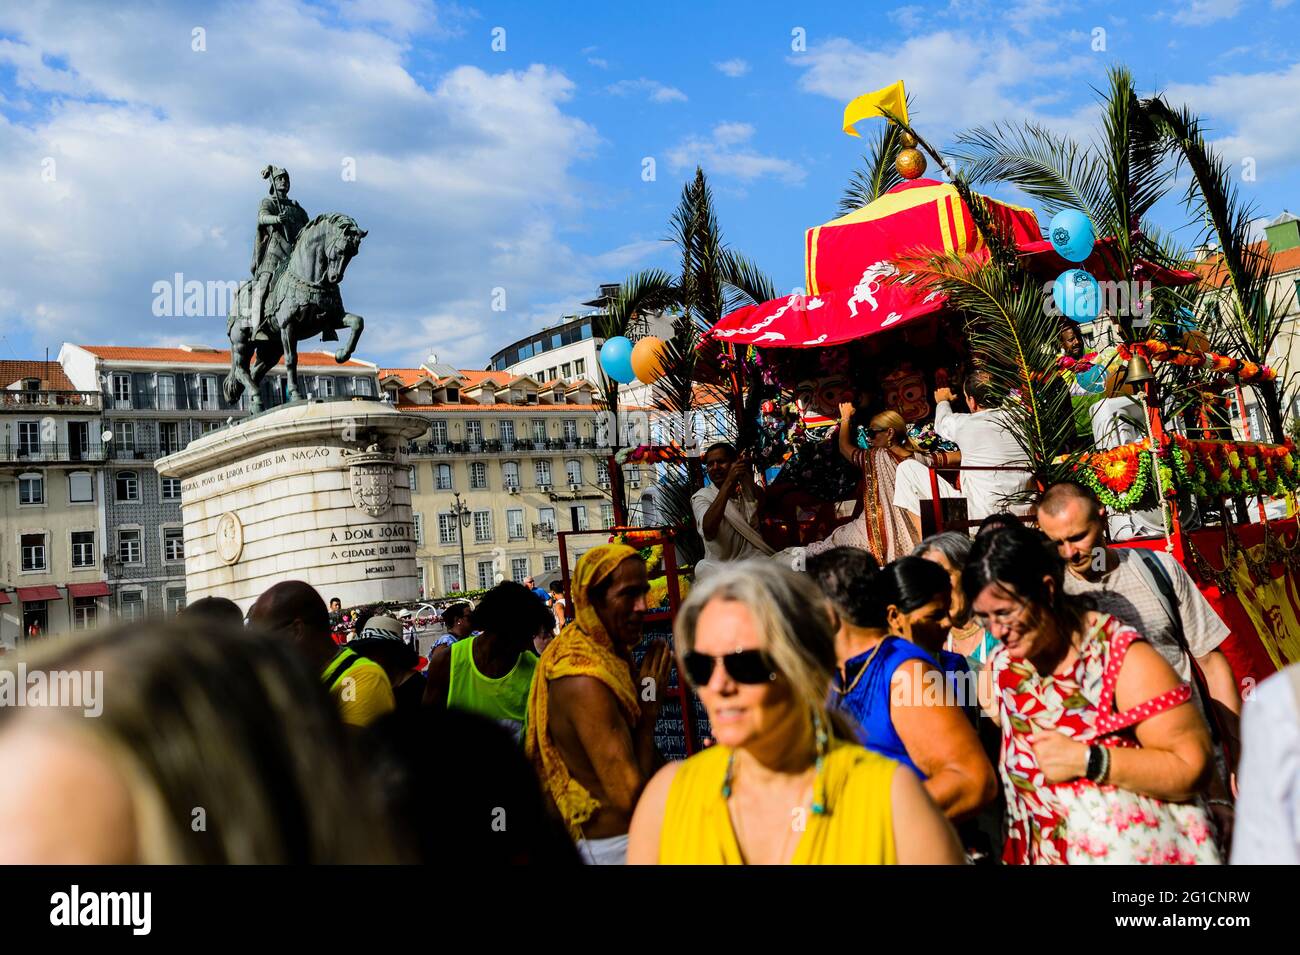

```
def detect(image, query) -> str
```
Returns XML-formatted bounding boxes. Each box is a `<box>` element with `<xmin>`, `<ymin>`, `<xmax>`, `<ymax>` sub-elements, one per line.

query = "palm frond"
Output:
<box><xmin>839</xmin><ymin>121</ymin><xmax>905</xmax><ymax>215</ymax></box>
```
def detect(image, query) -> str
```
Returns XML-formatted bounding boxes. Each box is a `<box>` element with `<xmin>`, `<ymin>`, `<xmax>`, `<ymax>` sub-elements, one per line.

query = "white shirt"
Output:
<box><xmin>933</xmin><ymin>401</ymin><xmax>1032</xmax><ymax>521</ymax></box>
<box><xmin>1231</xmin><ymin>664</ymin><xmax>1300</xmax><ymax>864</ymax></box>
<box><xmin>1089</xmin><ymin>396</ymin><xmax>1165</xmax><ymax>541</ymax></box>
<box><xmin>691</xmin><ymin>483</ymin><xmax>766</xmax><ymax>575</ymax></box>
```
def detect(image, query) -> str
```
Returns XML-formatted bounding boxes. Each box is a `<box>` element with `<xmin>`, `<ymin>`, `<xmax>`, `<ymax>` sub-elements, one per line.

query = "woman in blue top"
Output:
<box><xmin>806</xmin><ymin>548</ymin><xmax>995</xmax><ymax>821</ymax></box>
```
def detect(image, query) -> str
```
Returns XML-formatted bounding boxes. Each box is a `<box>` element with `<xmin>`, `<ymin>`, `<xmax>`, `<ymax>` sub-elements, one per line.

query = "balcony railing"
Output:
<box><xmin>0</xmin><ymin>442</ymin><xmax>109</xmax><ymax>463</ymax></box>
<box><xmin>407</xmin><ymin>438</ymin><xmax>611</xmax><ymax>456</ymax></box>
<box><xmin>0</xmin><ymin>390</ymin><xmax>102</xmax><ymax>409</ymax></box>
<box><xmin>107</xmin><ymin>442</ymin><xmax>161</xmax><ymax>461</ymax></box>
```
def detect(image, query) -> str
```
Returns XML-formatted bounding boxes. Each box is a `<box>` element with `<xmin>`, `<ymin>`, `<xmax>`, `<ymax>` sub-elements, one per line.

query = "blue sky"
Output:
<box><xmin>2</xmin><ymin>0</ymin><xmax>1299</xmax><ymax>369</ymax></box>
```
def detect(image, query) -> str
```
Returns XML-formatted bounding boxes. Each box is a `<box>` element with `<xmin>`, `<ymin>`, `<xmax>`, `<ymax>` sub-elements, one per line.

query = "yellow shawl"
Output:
<box><xmin>525</xmin><ymin>543</ymin><xmax>642</xmax><ymax>838</ymax></box>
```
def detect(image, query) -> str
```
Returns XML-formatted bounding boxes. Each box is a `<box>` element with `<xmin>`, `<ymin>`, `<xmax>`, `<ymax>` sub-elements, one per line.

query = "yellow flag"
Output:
<box><xmin>843</xmin><ymin>80</ymin><xmax>908</xmax><ymax>137</ymax></box>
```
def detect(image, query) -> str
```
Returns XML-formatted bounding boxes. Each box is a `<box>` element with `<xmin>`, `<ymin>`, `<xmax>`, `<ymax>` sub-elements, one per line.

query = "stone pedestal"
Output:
<box><xmin>156</xmin><ymin>399</ymin><xmax>427</xmax><ymax>611</ymax></box>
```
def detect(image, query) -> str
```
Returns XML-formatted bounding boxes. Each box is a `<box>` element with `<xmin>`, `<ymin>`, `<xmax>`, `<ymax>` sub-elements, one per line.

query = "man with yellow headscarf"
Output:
<box><xmin>525</xmin><ymin>543</ymin><xmax>672</xmax><ymax>864</ymax></box>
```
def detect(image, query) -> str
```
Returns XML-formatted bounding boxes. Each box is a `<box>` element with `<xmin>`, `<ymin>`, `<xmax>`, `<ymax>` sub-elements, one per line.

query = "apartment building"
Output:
<box><xmin>381</xmin><ymin>359</ymin><xmax>648</xmax><ymax>597</ymax></box>
<box><xmin>57</xmin><ymin>344</ymin><xmax>380</xmax><ymax>620</ymax></box>
<box><xmin>0</xmin><ymin>360</ymin><xmax>110</xmax><ymax>645</ymax></box>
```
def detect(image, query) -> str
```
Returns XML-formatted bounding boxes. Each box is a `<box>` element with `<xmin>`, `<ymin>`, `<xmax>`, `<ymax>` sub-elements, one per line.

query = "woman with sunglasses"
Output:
<box><xmin>966</xmin><ymin>525</ymin><xmax>1221</xmax><ymax>865</ymax></box>
<box><xmin>626</xmin><ymin>560</ymin><xmax>962</xmax><ymax>865</ymax></box>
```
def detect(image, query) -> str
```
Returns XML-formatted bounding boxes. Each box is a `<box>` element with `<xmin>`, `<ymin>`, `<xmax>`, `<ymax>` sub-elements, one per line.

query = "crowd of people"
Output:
<box><xmin>1</xmin><ymin>465</ymin><xmax>1297</xmax><ymax>865</ymax></box>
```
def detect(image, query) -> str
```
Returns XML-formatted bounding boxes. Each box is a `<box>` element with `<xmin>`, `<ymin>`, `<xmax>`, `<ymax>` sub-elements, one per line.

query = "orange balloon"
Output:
<box><xmin>632</xmin><ymin>336</ymin><xmax>669</xmax><ymax>383</ymax></box>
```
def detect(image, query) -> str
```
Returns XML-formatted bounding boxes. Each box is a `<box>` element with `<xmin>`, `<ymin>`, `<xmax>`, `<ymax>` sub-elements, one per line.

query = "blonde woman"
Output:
<box><xmin>0</xmin><ymin>620</ymin><xmax>399</xmax><ymax>863</ymax></box>
<box><xmin>627</xmin><ymin>560</ymin><xmax>962</xmax><ymax>865</ymax></box>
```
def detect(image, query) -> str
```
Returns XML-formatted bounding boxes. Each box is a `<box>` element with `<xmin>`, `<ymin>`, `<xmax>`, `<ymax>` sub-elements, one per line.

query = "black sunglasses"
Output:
<box><xmin>682</xmin><ymin>649</ymin><xmax>777</xmax><ymax>687</ymax></box>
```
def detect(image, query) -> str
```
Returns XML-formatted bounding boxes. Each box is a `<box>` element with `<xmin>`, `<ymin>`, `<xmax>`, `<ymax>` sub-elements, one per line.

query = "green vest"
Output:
<box><xmin>447</xmin><ymin>636</ymin><xmax>537</xmax><ymax>740</ymax></box>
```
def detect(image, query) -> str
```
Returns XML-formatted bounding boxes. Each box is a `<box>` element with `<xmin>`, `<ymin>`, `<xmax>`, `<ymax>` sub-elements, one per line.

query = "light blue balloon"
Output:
<box><xmin>1053</xmin><ymin>269</ymin><xmax>1101</xmax><ymax>323</ymax></box>
<box><xmin>599</xmin><ymin>336</ymin><xmax>637</xmax><ymax>383</ymax></box>
<box><xmin>1049</xmin><ymin>209</ymin><xmax>1096</xmax><ymax>263</ymax></box>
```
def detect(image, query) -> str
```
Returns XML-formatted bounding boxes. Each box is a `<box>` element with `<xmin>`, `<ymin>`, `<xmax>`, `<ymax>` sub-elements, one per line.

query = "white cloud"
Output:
<box><xmin>606</xmin><ymin>77</ymin><xmax>687</xmax><ymax>103</ymax></box>
<box><xmin>888</xmin><ymin>5</ymin><xmax>925</xmax><ymax>30</ymax></box>
<box><xmin>0</xmin><ymin>1</ymin><xmax>656</xmax><ymax>369</ymax></box>
<box><xmin>1171</xmin><ymin>0</ymin><xmax>1243</xmax><ymax>25</ymax></box>
<box><xmin>665</xmin><ymin>123</ymin><xmax>804</xmax><ymax>185</ymax></box>
<box><xmin>1163</xmin><ymin>63</ymin><xmax>1300</xmax><ymax>170</ymax></box>
<box><xmin>714</xmin><ymin>58</ymin><xmax>750</xmax><ymax>77</ymax></box>
<box><xmin>588</xmin><ymin>57</ymin><xmax>609</xmax><ymax>69</ymax></box>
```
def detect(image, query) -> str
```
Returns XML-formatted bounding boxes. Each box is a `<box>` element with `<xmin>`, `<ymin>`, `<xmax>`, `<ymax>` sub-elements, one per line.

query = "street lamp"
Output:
<box><xmin>450</xmin><ymin>491</ymin><xmax>472</xmax><ymax>593</ymax></box>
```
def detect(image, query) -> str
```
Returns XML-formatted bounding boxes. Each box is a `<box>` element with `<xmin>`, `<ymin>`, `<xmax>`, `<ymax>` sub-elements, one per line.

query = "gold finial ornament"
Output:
<box><xmin>895</xmin><ymin>147</ymin><xmax>927</xmax><ymax>179</ymax></box>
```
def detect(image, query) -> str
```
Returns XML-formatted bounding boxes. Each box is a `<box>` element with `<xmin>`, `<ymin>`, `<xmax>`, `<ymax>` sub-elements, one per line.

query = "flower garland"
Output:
<box><xmin>1117</xmin><ymin>340</ymin><xmax>1277</xmax><ymax>384</ymax></box>
<box><xmin>1073</xmin><ymin>435</ymin><xmax>1300</xmax><ymax>507</ymax></box>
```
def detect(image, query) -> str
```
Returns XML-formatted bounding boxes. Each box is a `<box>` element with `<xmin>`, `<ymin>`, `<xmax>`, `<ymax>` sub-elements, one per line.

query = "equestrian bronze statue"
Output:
<box><xmin>224</xmin><ymin>165</ymin><xmax>367</xmax><ymax>412</ymax></box>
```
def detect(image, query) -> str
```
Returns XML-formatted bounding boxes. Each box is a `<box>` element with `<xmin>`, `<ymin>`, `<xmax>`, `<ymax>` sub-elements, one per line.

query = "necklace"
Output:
<box><xmin>834</xmin><ymin>638</ymin><xmax>885</xmax><ymax>697</ymax></box>
<box><xmin>725</xmin><ymin>758</ymin><xmax>815</xmax><ymax>865</ymax></box>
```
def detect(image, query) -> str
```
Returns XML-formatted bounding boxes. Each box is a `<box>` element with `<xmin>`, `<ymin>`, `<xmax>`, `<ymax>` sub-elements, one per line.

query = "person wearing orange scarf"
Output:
<box><xmin>524</xmin><ymin>543</ymin><xmax>671</xmax><ymax>864</ymax></box>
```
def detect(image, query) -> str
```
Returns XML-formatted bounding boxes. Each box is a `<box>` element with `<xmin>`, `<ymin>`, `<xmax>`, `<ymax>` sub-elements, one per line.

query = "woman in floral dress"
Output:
<box><xmin>965</xmin><ymin>524</ymin><xmax>1220</xmax><ymax>865</ymax></box>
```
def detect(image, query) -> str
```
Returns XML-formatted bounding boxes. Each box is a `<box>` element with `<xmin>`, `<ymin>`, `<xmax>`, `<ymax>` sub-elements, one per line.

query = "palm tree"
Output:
<box><xmin>950</xmin><ymin>66</ymin><xmax>1176</xmax><ymax>342</ymax></box>
<box><xmin>1144</xmin><ymin>96</ymin><xmax>1295</xmax><ymax>444</ymax></box>
<box><xmin>597</xmin><ymin>167</ymin><xmax>773</xmax><ymax>563</ymax></box>
<box><xmin>839</xmin><ymin>119</ymin><xmax>906</xmax><ymax>215</ymax></box>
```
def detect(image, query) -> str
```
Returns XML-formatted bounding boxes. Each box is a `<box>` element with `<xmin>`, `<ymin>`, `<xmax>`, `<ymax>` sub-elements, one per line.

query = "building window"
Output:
<box><xmin>443</xmin><ymin>564</ymin><xmax>462</xmax><ymax>592</ymax></box>
<box><xmin>469</xmin><ymin>461</ymin><xmax>487</xmax><ymax>489</ymax></box>
<box><xmin>409</xmin><ymin>464</ymin><xmax>419</xmax><ymax>493</ymax></box>
<box><xmin>162</xmin><ymin>477</ymin><xmax>182</xmax><ymax>500</ymax></box>
<box><xmin>535</xmin><ymin>459</ymin><xmax>552</xmax><ymax>487</ymax></box>
<box><xmin>532</xmin><ymin>420</ymin><xmax>546</xmax><ymax>443</ymax></box>
<box><xmin>20</xmin><ymin>533</ymin><xmax>47</xmax><ymax>572</ymax></box>
<box><xmin>572</xmin><ymin>505</ymin><xmax>588</xmax><ymax>532</ymax></box>
<box><xmin>602</xmin><ymin>502</ymin><xmax>615</xmax><ymax>528</ymax></box>
<box><xmin>438</xmin><ymin>513</ymin><xmax>458</xmax><ymax>545</ymax></box>
<box><xmin>511</xmin><ymin>557</ymin><xmax>529</xmax><ymax>583</ymax></box>
<box><xmin>113</xmin><ymin>420</ymin><xmax>136</xmax><ymax>452</ymax></box>
<box><xmin>71</xmin><ymin>530</ymin><xmax>96</xmax><ymax>568</ymax></box>
<box><xmin>159</xmin><ymin>421</ymin><xmax>181</xmax><ymax>455</ymax></box>
<box><xmin>17</xmin><ymin>421</ymin><xmax>40</xmax><ymax>454</ymax></box>
<box><xmin>502</xmin><ymin>461</ymin><xmax>520</xmax><ymax>489</ymax></box>
<box><xmin>539</xmin><ymin>507</ymin><xmax>556</xmax><ymax>532</ymax></box>
<box><xmin>575</xmin><ymin>358</ymin><xmax>585</xmax><ymax>376</ymax></box>
<box><xmin>466</xmin><ymin>420</ymin><xmax>482</xmax><ymax>445</ymax></box>
<box><xmin>316</xmin><ymin>376</ymin><xmax>336</xmax><ymax>399</ymax></box>
<box><xmin>18</xmin><ymin>472</ymin><xmax>44</xmax><ymax>505</ymax></box>
<box><xmin>120</xmin><ymin>590</ymin><xmax>145</xmax><ymax>623</ymax></box>
<box><xmin>203</xmin><ymin>420</ymin><xmax>222</xmax><ymax>434</ymax></box>
<box><xmin>163</xmin><ymin>527</ymin><xmax>185</xmax><ymax>562</ymax></box>
<box><xmin>200</xmin><ymin>375</ymin><xmax>219</xmax><ymax>410</ymax></box>
<box><xmin>473</xmin><ymin>510</ymin><xmax>493</xmax><ymax>543</ymax></box>
<box><xmin>499</xmin><ymin>420</ymin><xmax>515</xmax><ymax>444</ymax></box>
<box><xmin>115</xmin><ymin>471</ymin><xmax>140</xmax><ymax>502</ymax></box>
<box><xmin>68</xmin><ymin>470</ymin><xmax>94</xmax><ymax>504</ymax></box>
<box><xmin>111</xmin><ymin>373</ymin><xmax>131</xmax><ymax>406</ymax></box>
<box><xmin>436</xmin><ymin>463</ymin><xmax>453</xmax><ymax>490</ymax></box>
<box><xmin>157</xmin><ymin>374</ymin><xmax>177</xmax><ymax>410</ymax></box>
<box><xmin>430</xmin><ymin>420</ymin><xmax>448</xmax><ymax>444</ymax></box>
<box><xmin>414</xmin><ymin>513</ymin><xmax>424</xmax><ymax>546</ymax></box>
<box><xmin>166</xmin><ymin>588</ymin><xmax>186</xmax><ymax>615</ymax></box>
<box><xmin>561</xmin><ymin>362</ymin><xmax>572</xmax><ymax>379</ymax></box>
<box><xmin>566</xmin><ymin>459</ymin><xmax>582</xmax><ymax>486</ymax></box>
<box><xmin>73</xmin><ymin>597</ymin><xmax>98</xmax><ymax>630</ymax></box>
<box><xmin>563</xmin><ymin>419</ymin><xmax>578</xmax><ymax>441</ymax></box>
<box><xmin>477</xmin><ymin>560</ymin><xmax>496</xmax><ymax>591</ymax></box>
<box><xmin>543</xmin><ymin>554</ymin><xmax>560</xmax><ymax>572</ymax></box>
<box><xmin>547</xmin><ymin>367</ymin><xmax>558</xmax><ymax>382</ymax></box>
<box><xmin>352</xmin><ymin>376</ymin><xmax>373</xmax><ymax>397</ymax></box>
<box><xmin>118</xmin><ymin>528</ymin><xmax>143</xmax><ymax>564</ymax></box>
<box><xmin>507</xmin><ymin>508</ymin><xmax>525</xmax><ymax>540</ymax></box>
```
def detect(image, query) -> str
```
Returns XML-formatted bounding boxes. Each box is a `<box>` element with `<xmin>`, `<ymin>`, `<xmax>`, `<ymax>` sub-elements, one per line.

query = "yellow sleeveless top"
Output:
<box><xmin>659</xmin><ymin>740</ymin><xmax>899</xmax><ymax>864</ymax></box>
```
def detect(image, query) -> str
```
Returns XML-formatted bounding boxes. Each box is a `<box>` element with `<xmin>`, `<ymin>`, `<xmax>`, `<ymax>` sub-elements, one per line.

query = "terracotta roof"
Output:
<box><xmin>378</xmin><ymin>368</ymin><xmax>429</xmax><ymax>387</ymax></box>
<box><xmin>80</xmin><ymin>345</ymin><xmax>373</xmax><ymax>369</ymax></box>
<box><xmin>0</xmin><ymin>360</ymin><xmax>75</xmax><ymax>391</ymax></box>
<box><xmin>1194</xmin><ymin>242</ymin><xmax>1300</xmax><ymax>283</ymax></box>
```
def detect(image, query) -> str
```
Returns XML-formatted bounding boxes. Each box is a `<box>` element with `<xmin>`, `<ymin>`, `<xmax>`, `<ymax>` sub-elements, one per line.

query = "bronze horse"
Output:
<box><xmin>224</xmin><ymin>213</ymin><xmax>367</xmax><ymax>412</ymax></box>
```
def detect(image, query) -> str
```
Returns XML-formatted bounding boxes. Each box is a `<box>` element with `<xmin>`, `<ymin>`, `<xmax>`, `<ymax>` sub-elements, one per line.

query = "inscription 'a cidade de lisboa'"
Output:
<box><xmin>329</xmin><ymin>524</ymin><xmax>411</xmax><ymax>563</ymax></box>
<box><xmin>181</xmin><ymin>447</ymin><xmax>331</xmax><ymax>493</ymax></box>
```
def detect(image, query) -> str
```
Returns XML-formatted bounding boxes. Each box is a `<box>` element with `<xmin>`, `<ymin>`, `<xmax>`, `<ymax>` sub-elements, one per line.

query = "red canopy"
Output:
<box><xmin>705</xmin><ymin>178</ymin><xmax>1200</xmax><ymax>348</ymax></box>
<box><xmin>67</xmin><ymin>581</ymin><xmax>111</xmax><ymax>598</ymax></box>
<box><xmin>17</xmin><ymin>586</ymin><xmax>61</xmax><ymax>602</ymax></box>
<box><xmin>0</xmin><ymin>591</ymin><xmax>9</xmax><ymax>606</ymax></box>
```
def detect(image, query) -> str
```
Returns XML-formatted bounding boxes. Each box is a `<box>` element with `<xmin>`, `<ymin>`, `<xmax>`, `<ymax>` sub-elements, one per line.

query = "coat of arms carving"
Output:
<box><xmin>344</xmin><ymin>443</ymin><xmax>395</xmax><ymax>517</ymax></box>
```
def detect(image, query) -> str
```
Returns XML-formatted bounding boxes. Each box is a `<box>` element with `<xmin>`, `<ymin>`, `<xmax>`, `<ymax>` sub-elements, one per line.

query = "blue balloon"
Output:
<box><xmin>599</xmin><ymin>335</ymin><xmax>637</xmax><ymax>383</ymax></box>
<box><xmin>1075</xmin><ymin>364</ymin><xmax>1107</xmax><ymax>394</ymax></box>
<box><xmin>1049</xmin><ymin>209</ymin><xmax>1096</xmax><ymax>263</ymax></box>
<box><xmin>1053</xmin><ymin>269</ymin><xmax>1101</xmax><ymax>323</ymax></box>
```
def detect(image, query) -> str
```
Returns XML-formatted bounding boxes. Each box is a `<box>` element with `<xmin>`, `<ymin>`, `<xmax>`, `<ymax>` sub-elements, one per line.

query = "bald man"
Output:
<box><xmin>248</xmin><ymin>580</ymin><xmax>394</xmax><ymax>728</ymax></box>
